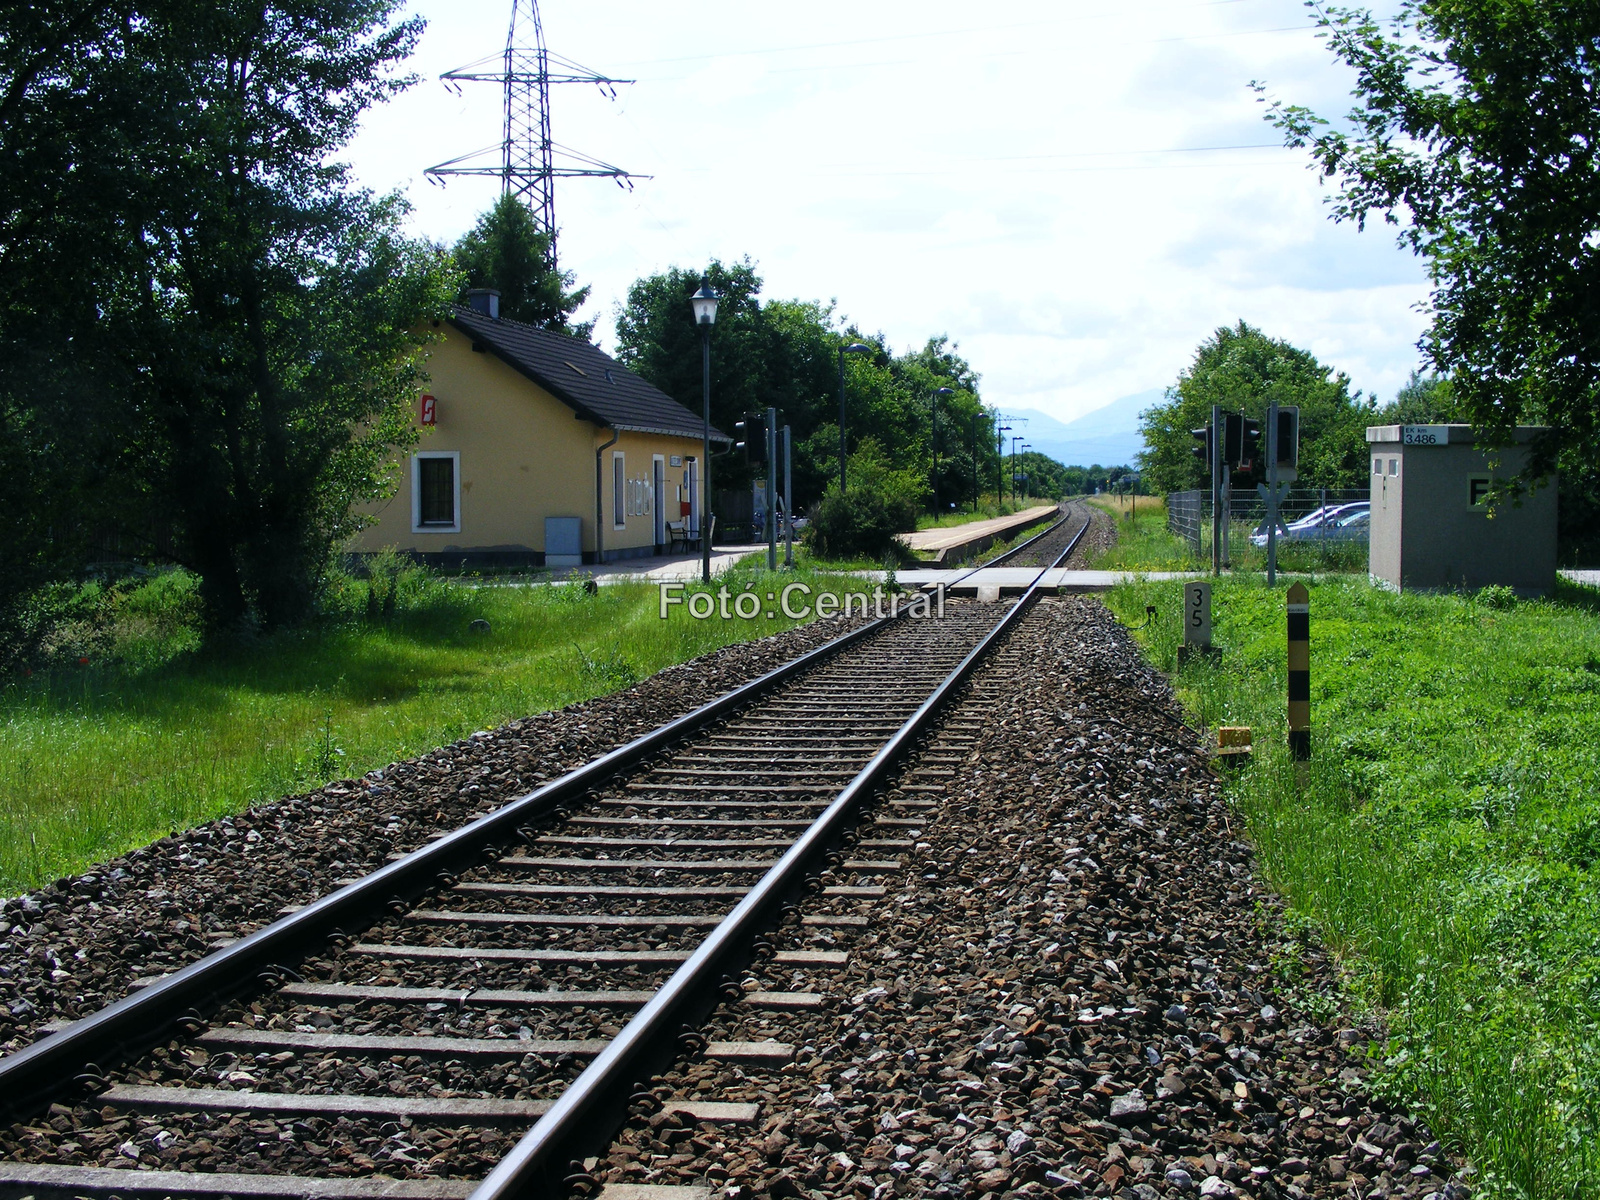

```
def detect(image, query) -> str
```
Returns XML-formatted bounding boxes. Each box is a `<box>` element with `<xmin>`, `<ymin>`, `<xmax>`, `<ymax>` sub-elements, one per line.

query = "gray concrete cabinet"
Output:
<box><xmin>1367</xmin><ymin>424</ymin><xmax>1556</xmax><ymax>595</ymax></box>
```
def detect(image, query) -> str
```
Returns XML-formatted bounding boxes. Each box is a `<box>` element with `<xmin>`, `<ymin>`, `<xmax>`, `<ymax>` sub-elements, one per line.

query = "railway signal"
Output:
<box><xmin>734</xmin><ymin>412</ymin><xmax>768</xmax><ymax>464</ymax></box>
<box><xmin>1273</xmin><ymin>406</ymin><xmax>1300</xmax><ymax>477</ymax></box>
<box><xmin>1238</xmin><ymin>416</ymin><xmax>1262</xmax><ymax>472</ymax></box>
<box><xmin>1221</xmin><ymin>412</ymin><xmax>1242</xmax><ymax>471</ymax></box>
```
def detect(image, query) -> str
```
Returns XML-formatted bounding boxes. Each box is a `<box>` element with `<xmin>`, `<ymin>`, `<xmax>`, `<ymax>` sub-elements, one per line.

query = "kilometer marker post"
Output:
<box><xmin>1286</xmin><ymin>582</ymin><xmax>1310</xmax><ymax>760</ymax></box>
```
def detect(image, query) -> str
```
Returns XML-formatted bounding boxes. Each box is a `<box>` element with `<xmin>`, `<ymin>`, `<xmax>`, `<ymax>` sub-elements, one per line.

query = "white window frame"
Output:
<box><xmin>411</xmin><ymin>451</ymin><xmax>460</xmax><ymax>534</ymax></box>
<box><xmin>612</xmin><ymin>450</ymin><xmax>626</xmax><ymax>530</ymax></box>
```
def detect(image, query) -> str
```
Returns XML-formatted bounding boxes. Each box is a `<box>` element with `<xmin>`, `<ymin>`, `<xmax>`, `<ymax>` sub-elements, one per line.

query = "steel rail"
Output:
<box><xmin>984</xmin><ymin>501</ymin><xmax>1074</xmax><ymax>567</ymax></box>
<box><xmin>470</xmin><ymin>554</ymin><xmax>1076</xmax><ymax>1198</ymax></box>
<box><xmin>0</xmin><ymin>611</ymin><xmax>900</xmax><ymax>1116</ymax></box>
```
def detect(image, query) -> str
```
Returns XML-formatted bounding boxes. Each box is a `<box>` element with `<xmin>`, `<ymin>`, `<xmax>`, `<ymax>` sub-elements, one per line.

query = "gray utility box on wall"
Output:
<box><xmin>1367</xmin><ymin>424</ymin><xmax>1557</xmax><ymax>595</ymax></box>
<box><xmin>544</xmin><ymin>516</ymin><xmax>583</xmax><ymax>568</ymax></box>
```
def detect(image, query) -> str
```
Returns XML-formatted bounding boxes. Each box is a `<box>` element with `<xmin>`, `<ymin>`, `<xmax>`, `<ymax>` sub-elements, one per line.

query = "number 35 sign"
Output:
<box><xmin>1177</xmin><ymin>581</ymin><xmax>1215</xmax><ymax>665</ymax></box>
<box><xmin>1185</xmin><ymin>581</ymin><xmax>1212</xmax><ymax>646</ymax></box>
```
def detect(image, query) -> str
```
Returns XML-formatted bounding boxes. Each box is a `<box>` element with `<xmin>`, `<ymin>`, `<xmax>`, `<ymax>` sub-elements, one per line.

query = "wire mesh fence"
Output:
<box><xmin>1167</xmin><ymin>487</ymin><xmax>1371</xmax><ymax>564</ymax></box>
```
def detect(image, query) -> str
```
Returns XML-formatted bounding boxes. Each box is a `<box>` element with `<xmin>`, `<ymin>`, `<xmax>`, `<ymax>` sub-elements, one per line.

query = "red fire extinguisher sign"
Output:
<box><xmin>420</xmin><ymin>394</ymin><xmax>437</xmax><ymax>426</ymax></box>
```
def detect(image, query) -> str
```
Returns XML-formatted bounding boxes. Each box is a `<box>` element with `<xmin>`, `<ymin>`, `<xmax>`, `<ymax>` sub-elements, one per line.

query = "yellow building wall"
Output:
<box><xmin>352</xmin><ymin>324</ymin><xmax>705</xmax><ymax>560</ymax></box>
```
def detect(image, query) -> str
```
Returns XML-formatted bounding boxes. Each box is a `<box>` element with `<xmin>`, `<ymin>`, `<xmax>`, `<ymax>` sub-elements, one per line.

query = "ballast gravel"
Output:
<box><xmin>589</xmin><ymin>597</ymin><xmax>1468</xmax><ymax>1200</ymax></box>
<box><xmin>1062</xmin><ymin>506</ymin><xmax>1118</xmax><ymax>567</ymax></box>
<box><xmin>0</xmin><ymin>614</ymin><xmax>867</xmax><ymax>1056</ymax></box>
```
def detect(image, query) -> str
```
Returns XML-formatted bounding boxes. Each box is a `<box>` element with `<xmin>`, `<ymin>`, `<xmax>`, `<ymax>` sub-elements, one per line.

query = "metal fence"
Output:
<box><xmin>1168</xmin><ymin>487</ymin><xmax>1370</xmax><ymax>558</ymax></box>
<box><xmin>1167</xmin><ymin>490</ymin><xmax>1207</xmax><ymax>555</ymax></box>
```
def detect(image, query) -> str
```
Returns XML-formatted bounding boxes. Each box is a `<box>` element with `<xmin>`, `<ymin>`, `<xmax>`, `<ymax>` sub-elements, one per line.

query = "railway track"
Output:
<box><xmin>0</xmin><ymin>530</ymin><xmax>1087</xmax><ymax>1200</ymax></box>
<box><xmin>984</xmin><ymin>501</ymin><xmax>1093</xmax><ymax>569</ymax></box>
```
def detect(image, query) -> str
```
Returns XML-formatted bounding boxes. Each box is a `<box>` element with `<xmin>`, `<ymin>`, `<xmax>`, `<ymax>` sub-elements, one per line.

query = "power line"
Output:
<box><xmin>608</xmin><ymin>0</ymin><xmax>1277</xmax><ymax>68</ymax></box>
<box><xmin>425</xmin><ymin>0</ymin><xmax>648</xmax><ymax>268</ymax></box>
<box><xmin>626</xmin><ymin>23</ymin><xmax>1314</xmax><ymax>84</ymax></box>
<box><xmin>668</xmin><ymin>142</ymin><xmax>1292</xmax><ymax>180</ymax></box>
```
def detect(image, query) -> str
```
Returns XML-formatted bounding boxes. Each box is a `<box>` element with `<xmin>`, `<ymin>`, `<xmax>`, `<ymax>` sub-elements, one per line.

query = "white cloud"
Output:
<box><xmin>345</xmin><ymin>0</ymin><xmax>1428</xmax><ymax>421</ymax></box>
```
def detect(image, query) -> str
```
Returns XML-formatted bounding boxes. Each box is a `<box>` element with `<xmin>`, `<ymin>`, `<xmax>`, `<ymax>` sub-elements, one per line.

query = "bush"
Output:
<box><xmin>8</xmin><ymin>570</ymin><xmax>204</xmax><ymax>673</ymax></box>
<box><xmin>804</xmin><ymin>443</ymin><xmax>922</xmax><ymax>561</ymax></box>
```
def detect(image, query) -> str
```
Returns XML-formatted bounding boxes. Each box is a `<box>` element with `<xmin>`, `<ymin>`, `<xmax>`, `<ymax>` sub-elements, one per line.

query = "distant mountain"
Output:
<box><xmin>1007</xmin><ymin>388</ymin><xmax>1162</xmax><ymax>468</ymax></box>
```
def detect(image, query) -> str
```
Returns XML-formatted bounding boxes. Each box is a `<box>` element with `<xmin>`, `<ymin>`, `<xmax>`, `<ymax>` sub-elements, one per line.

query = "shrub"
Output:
<box><xmin>8</xmin><ymin>570</ymin><xmax>203</xmax><ymax>672</ymax></box>
<box><xmin>805</xmin><ymin>443</ymin><xmax>922</xmax><ymax>561</ymax></box>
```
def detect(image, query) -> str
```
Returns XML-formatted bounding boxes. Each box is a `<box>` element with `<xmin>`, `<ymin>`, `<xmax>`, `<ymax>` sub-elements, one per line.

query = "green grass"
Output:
<box><xmin>0</xmin><ymin>561</ymin><xmax>872</xmax><ymax>894</ymax></box>
<box><xmin>1087</xmin><ymin>498</ymin><xmax>1201</xmax><ymax>571</ymax></box>
<box><xmin>1102</xmin><ymin>573</ymin><xmax>1600</xmax><ymax>1199</ymax></box>
<box><xmin>1086</xmin><ymin>496</ymin><xmax>1369</xmax><ymax>575</ymax></box>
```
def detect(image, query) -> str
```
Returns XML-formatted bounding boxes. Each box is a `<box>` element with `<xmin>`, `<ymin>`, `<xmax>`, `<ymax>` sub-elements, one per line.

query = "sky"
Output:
<box><xmin>345</xmin><ymin>0</ymin><xmax>1430</xmax><ymax>425</ymax></box>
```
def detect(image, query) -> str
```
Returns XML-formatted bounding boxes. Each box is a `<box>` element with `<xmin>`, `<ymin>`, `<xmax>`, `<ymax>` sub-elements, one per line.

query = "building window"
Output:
<box><xmin>1373</xmin><ymin>458</ymin><xmax>1383</xmax><ymax>475</ymax></box>
<box><xmin>1389</xmin><ymin>459</ymin><xmax>1400</xmax><ymax>476</ymax></box>
<box><xmin>613</xmin><ymin>451</ymin><xmax>625</xmax><ymax>528</ymax></box>
<box><xmin>412</xmin><ymin>452</ymin><xmax>460</xmax><ymax>533</ymax></box>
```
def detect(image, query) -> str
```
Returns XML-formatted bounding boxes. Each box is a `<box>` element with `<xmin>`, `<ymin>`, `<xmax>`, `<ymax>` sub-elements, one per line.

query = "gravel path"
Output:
<box><xmin>588</xmin><ymin>597</ymin><xmax>1466</xmax><ymax>1200</ymax></box>
<box><xmin>0</xmin><ymin>615</ymin><xmax>868</xmax><ymax>1056</ymax></box>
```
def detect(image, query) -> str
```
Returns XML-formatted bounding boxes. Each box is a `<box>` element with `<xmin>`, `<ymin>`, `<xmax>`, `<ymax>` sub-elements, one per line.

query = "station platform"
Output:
<box><xmin>900</xmin><ymin>505</ymin><xmax>1060</xmax><ymax>564</ymax></box>
<box><xmin>551</xmin><ymin>544</ymin><xmax>767</xmax><ymax>583</ymax></box>
<box><xmin>891</xmin><ymin>567</ymin><xmax>1200</xmax><ymax>595</ymax></box>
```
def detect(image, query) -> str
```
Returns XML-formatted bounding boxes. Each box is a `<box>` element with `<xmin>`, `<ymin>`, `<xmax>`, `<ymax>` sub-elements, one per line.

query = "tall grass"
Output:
<box><xmin>0</xmin><ymin>561</ymin><xmax>869</xmax><ymax>894</ymax></box>
<box><xmin>1103</xmin><ymin>574</ymin><xmax>1600</xmax><ymax>1199</ymax></box>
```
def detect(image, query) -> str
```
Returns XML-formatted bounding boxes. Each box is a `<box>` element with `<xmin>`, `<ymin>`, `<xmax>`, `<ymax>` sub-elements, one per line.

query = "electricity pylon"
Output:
<box><xmin>425</xmin><ymin>0</ymin><xmax>645</xmax><ymax>267</ymax></box>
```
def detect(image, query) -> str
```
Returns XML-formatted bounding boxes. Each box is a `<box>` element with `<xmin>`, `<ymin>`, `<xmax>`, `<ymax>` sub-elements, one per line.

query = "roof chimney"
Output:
<box><xmin>465</xmin><ymin>288</ymin><xmax>501</xmax><ymax>319</ymax></box>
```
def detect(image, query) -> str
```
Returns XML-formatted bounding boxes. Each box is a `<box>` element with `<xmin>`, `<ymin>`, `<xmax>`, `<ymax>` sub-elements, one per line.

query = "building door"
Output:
<box><xmin>687</xmin><ymin>458</ymin><xmax>700</xmax><ymax>542</ymax></box>
<box><xmin>653</xmin><ymin>456</ymin><xmax>666</xmax><ymax>551</ymax></box>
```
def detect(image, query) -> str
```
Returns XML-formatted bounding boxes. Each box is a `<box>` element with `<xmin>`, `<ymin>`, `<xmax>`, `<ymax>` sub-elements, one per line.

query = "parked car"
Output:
<box><xmin>1286</xmin><ymin>501</ymin><xmax>1368</xmax><ymax>530</ymax></box>
<box><xmin>1253</xmin><ymin>508</ymin><xmax>1370</xmax><ymax>546</ymax></box>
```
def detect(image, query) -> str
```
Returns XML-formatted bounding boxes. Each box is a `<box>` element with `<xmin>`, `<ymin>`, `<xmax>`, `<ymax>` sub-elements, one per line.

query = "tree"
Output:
<box><xmin>453</xmin><ymin>193</ymin><xmax>592</xmax><ymax>338</ymax></box>
<box><xmin>1256</xmin><ymin>2</ymin><xmax>1600</xmax><ymax>495</ymax></box>
<box><xmin>0</xmin><ymin>0</ymin><xmax>174</xmax><ymax>648</ymax></box>
<box><xmin>1380</xmin><ymin>371</ymin><xmax>1458</xmax><ymax>424</ymax></box>
<box><xmin>804</xmin><ymin>440</ymin><xmax>923</xmax><ymax>561</ymax></box>
<box><xmin>613</xmin><ymin>261</ymin><xmax>996</xmax><ymax>512</ymax></box>
<box><xmin>1138</xmin><ymin>321</ymin><xmax>1374</xmax><ymax>494</ymax></box>
<box><xmin>0</xmin><ymin>0</ymin><xmax>458</xmax><ymax>633</ymax></box>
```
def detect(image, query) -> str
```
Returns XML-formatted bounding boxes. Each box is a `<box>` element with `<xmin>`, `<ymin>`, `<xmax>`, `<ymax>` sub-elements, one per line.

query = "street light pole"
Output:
<box><xmin>836</xmin><ymin>342</ymin><xmax>871</xmax><ymax>492</ymax></box>
<box><xmin>996</xmin><ymin>424</ymin><xmax>1011</xmax><ymax>504</ymax></box>
<box><xmin>690</xmin><ymin>278</ymin><xmax>720</xmax><ymax>584</ymax></box>
<box><xmin>969</xmin><ymin>413</ymin><xmax>979</xmax><ymax>512</ymax></box>
<box><xmin>930</xmin><ymin>386</ymin><xmax>953</xmax><ymax>516</ymax></box>
<box><xmin>1011</xmin><ymin>436</ymin><xmax>1024</xmax><ymax>501</ymax></box>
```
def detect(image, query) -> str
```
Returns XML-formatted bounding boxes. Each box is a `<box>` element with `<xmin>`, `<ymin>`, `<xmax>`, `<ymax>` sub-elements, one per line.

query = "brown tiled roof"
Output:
<box><xmin>447</xmin><ymin>307</ymin><xmax>729</xmax><ymax>442</ymax></box>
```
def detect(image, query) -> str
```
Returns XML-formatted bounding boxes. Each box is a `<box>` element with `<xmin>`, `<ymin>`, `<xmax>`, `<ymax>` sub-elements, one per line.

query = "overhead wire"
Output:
<box><xmin>605</xmin><ymin>0</ymin><xmax>1283</xmax><ymax>69</ymax></box>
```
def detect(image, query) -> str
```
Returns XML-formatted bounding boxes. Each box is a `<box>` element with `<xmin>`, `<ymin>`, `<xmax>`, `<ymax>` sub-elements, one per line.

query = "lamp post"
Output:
<box><xmin>929</xmin><ymin>386</ymin><xmax>954</xmax><ymax>516</ymax></box>
<box><xmin>969</xmin><ymin>413</ymin><xmax>979</xmax><ymax>512</ymax></box>
<box><xmin>998</xmin><ymin>422</ymin><xmax>1011</xmax><ymax>502</ymax></box>
<box><xmin>836</xmin><ymin>342</ymin><xmax>872</xmax><ymax>492</ymax></box>
<box><xmin>690</xmin><ymin>278</ymin><xmax>719</xmax><ymax>583</ymax></box>
<box><xmin>1011</xmin><ymin>436</ymin><xmax>1024</xmax><ymax>500</ymax></box>
<box><xmin>1019</xmin><ymin>443</ymin><xmax>1032</xmax><ymax>499</ymax></box>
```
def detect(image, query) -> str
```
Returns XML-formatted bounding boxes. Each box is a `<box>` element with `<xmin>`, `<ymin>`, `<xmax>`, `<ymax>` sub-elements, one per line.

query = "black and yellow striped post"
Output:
<box><xmin>1287</xmin><ymin>582</ymin><xmax>1310</xmax><ymax>760</ymax></box>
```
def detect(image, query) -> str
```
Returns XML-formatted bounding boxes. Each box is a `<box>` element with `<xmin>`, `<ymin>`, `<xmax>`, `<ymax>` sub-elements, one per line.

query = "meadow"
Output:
<box><xmin>1102</xmin><ymin>572</ymin><xmax>1600</xmax><ymax>1199</ymax></box>
<box><xmin>0</xmin><ymin>559</ymin><xmax>865</xmax><ymax>894</ymax></box>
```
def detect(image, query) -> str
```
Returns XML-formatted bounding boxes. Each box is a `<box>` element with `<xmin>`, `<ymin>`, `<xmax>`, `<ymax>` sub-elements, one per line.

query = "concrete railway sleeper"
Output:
<box><xmin>0</xmin><ymin>525</ymin><xmax>1090</xmax><ymax>1200</ymax></box>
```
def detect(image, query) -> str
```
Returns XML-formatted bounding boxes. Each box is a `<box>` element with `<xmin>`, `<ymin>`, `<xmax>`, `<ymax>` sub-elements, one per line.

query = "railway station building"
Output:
<box><xmin>352</xmin><ymin>290</ymin><xmax>728</xmax><ymax>567</ymax></box>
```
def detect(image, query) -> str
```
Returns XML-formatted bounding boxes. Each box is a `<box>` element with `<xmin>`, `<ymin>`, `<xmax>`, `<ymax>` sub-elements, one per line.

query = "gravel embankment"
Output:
<box><xmin>1062</xmin><ymin>505</ymin><xmax>1118</xmax><ymax>567</ymax></box>
<box><xmin>0</xmin><ymin>615</ymin><xmax>869</xmax><ymax>1055</ymax></box>
<box><xmin>592</xmin><ymin>597</ymin><xmax>1467</xmax><ymax>1200</ymax></box>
